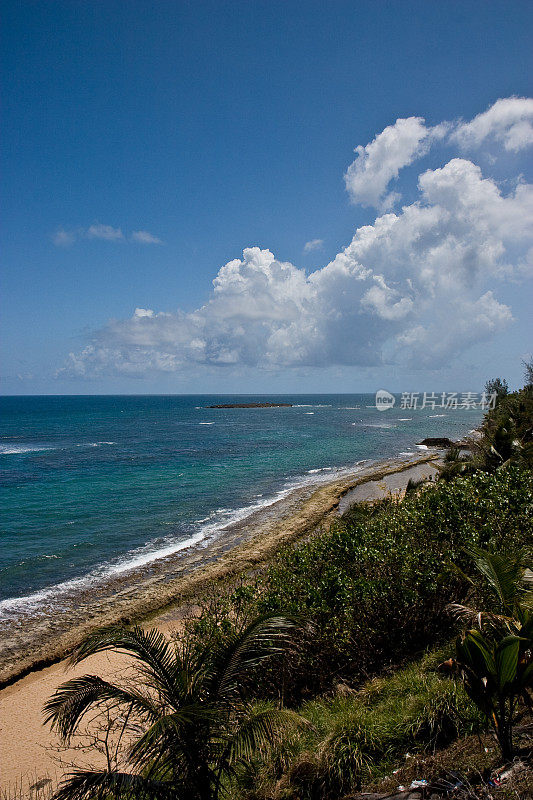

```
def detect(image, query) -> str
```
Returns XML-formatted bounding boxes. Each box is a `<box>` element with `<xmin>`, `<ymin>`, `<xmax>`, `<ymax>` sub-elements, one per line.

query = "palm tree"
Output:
<box><xmin>444</xmin><ymin>548</ymin><xmax>533</xmax><ymax>760</ymax></box>
<box><xmin>448</xmin><ymin>546</ymin><xmax>533</xmax><ymax>631</ymax></box>
<box><xmin>437</xmin><ymin>446</ymin><xmax>476</xmax><ymax>482</ymax></box>
<box><xmin>44</xmin><ymin>616</ymin><xmax>307</xmax><ymax>800</ymax></box>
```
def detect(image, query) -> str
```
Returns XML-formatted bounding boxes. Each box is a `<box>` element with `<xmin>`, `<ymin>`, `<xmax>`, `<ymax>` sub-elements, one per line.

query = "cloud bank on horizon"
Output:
<box><xmin>60</xmin><ymin>97</ymin><xmax>533</xmax><ymax>380</ymax></box>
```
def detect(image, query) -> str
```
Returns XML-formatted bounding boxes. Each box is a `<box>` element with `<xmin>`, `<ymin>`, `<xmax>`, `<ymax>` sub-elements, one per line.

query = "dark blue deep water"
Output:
<box><xmin>0</xmin><ymin>394</ymin><xmax>482</xmax><ymax>614</ymax></box>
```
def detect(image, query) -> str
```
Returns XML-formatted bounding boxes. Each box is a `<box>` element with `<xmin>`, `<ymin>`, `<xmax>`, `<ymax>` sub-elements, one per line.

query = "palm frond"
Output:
<box><xmin>446</xmin><ymin>602</ymin><xmax>515</xmax><ymax>629</ymax></box>
<box><xmin>43</xmin><ymin>675</ymin><xmax>159</xmax><ymax>742</ymax></box>
<box><xmin>214</xmin><ymin>615</ymin><xmax>303</xmax><ymax>700</ymax></box>
<box><xmin>70</xmin><ymin>626</ymin><xmax>176</xmax><ymax>699</ymax></box>
<box><xmin>51</xmin><ymin>769</ymin><xmax>173</xmax><ymax>800</ymax></box>
<box><xmin>467</xmin><ymin>547</ymin><xmax>531</xmax><ymax>612</ymax></box>
<box><xmin>128</xmin><ymin>703</ymin><xmax>216</xmax><ymax>769</ymax></box>
<box><xmin>43</xmin><ymin>615</ymin><xmax>310</xmax><ymax>799</ymax></box>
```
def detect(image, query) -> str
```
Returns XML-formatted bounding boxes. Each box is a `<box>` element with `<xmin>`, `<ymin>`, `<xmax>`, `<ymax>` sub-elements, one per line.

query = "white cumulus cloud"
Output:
<box><xmin>344</xmin><ymin>116</ymin><xmax>447</xmax><ymax>209</ymax></box>
<box><xmin>58</xmin><ymin>98</ymin><xmax>533</xmax><ymax>380</ymax></box>
<box><xmin>452</xmin><ymin>97</ymin><xmax>533</xmax><ymax>152</ymax></box>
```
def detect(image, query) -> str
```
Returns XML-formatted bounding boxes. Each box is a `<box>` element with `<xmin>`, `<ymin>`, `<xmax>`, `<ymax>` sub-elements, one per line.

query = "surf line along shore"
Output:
<box><xmin>0</xmin><ymin>455</ymin><xmax>441</xmax><ymax>690</ymax></box>
<box><xmin>0</xmin><ymin>453</ymin><xmax>440</xmax><ymax>793</ymax></box>
<box><xmin>0</xmin><ymin>453</ymin><xmax>439</xmax><ymax>690</ymax></box>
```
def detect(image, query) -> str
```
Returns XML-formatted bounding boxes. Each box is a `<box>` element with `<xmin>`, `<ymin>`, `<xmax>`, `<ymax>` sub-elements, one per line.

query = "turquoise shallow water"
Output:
<box><xmin>0</xmin><ymin>394</ymin><xmax>482</xmax><ymax>614</ymax></box>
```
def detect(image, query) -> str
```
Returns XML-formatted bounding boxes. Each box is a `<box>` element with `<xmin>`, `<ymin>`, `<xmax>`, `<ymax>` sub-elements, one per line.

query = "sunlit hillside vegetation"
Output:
<box><xmin>38</xmin><ymin>377</ymin><xmax>533</xmax><ymax>799</ymax></box>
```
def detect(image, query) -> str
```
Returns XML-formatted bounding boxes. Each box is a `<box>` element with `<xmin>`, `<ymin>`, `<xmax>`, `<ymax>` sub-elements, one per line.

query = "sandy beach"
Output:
<box><xmin>0</xmin><ymin>454</ymin><xmax>438</xmax><ymax>795</ymax></box>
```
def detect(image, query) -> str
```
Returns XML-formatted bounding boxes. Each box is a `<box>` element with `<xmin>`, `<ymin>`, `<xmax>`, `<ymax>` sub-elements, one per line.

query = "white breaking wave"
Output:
<box><xmin>0</xmin><ymin>458</ymin><xmax>370</xmax><ymax>619</ymax></box>
<box><xmin>0</xmin><ymin>572</ymin><xmax>106</xmax><ymax>616</ymax></box>
<box><xmin>0</xmin><ymin>444</ymin><xmax>55</xmax><ymax>454</ymax></box>
<box><xmin>1</xmin><ymin>441</ymin><xmax>116</xmax><ymax>455</ymax></box>
<box><xmin>355</xmin><ymin>422</ymin><xmax>396</xmax><ymax>429</ymax></box>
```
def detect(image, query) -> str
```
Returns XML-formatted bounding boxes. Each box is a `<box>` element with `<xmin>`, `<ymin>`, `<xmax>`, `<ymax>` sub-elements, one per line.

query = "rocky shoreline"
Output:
<box><xmin>0</xmin><ymin>453</ymin><xmax>441</xmax><ymax>794</ymax></box>
<box><xmin>0</xmin><ymin>453</ymin><xmax>438</xmax><ymax>688</ymax></box>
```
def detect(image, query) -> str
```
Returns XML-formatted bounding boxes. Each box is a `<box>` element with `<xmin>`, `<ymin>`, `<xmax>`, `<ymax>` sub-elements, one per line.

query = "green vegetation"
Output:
<box><xmin>464</xmin><ymin>384</ymin><xmax>531</xmax><ymax>475</ymax></box>
<box><xmin>44</xmin><ymin>618</ymin><xmax>306</xmax><ymax>800</ymax></box>
<box><xmin>476</xmin><ymin>384</ymin><xmax>533</xmax><ymax>471</ymax></box>
<box><xmin>437</xmin><ymin>383</ymin><xmax>533</xmax><ymax>482</ymax></box>
<box><xmin>233</xmin><ymin>649</ymin><xmax>485</xmax><ymax>799</ymax></box>
<box><xmin>42</xmin><ymin>376</ymin><xmax>533</xmax><ymax>799</ymax></box>
<box><xmin>444</xmin><ymin>548</ymin><xmax>533</xmax><ymax>760</ymax></box>
<box><xmin>189</xmin><ymin>467</ymin><xmax>532</xmax><ymax>700</ymax></box>
<box><xmin>435</xmin><ymin>445</ymin><xmax>476</xmax><ymax>482</ymax></box>
<box><xmin>484</xmin><ymin>377</ymin><xmax>509</xmax><ymax>399</ymax></box>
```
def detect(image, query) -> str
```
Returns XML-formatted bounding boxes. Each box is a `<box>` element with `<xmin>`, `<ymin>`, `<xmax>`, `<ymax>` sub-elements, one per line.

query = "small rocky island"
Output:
<box><xmin>417</xmin><ymin>437</ymin><xmax>473</xmax><ymax>449</ymax></box>
<box><xmin>417</xmin><ymin>437</ymin><xmax>455</xmax><ymax>448</ymax></box>
<box><xmin>206</xmin><ymin>402</ymin><xmax>293</xmax><ymax>409</ymax></box>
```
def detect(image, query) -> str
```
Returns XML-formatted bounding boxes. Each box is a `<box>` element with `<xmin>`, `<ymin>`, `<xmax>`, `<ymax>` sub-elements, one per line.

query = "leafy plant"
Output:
<box><xmin>484</xmin><ymin>378</ymin><xmax>509</xmax><ymax>400</ymax></box>
<box><xmin>453</xmin><ymin>627</ymin><xmax>531</xmax><ymax>760</ymax></box>
<box><xmin>437</xmin><ymin>446</ymin><xmax>477</xmax><ymax>483</ymax></box>
<box><xmin>449</xmin><ymin>547</ymin><xmax>533</xmax><ymax>629</ymax></box>
<box><xmin>44</xmin><ymin>617</ymin><xmax>307</xmax><ymax>800</ymax></box>
<box><xmin>474</xmin><ymin>385</ymin><xmax>533</xmax><ymax>472</ymax></box>
<box><xmin>522</xmin><ymin>356</ymin><xmax>533</xmax><ymax>389</ymax></box>
<box><xmin>444</xmin><ymin>549</ymin><xmax>533</xmax><ymax>760</ymax></box>
<box><xmin>239</xmin><ymin>648</ymin><xmax>484</xmax><ymax>800</ymax></box>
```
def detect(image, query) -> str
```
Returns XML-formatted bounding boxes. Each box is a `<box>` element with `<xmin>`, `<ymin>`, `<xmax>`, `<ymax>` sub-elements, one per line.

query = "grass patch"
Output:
<box><xmin>232</xmin><ymin>646</ymin><xmax>486</xmax><ymax>799</ymax></box>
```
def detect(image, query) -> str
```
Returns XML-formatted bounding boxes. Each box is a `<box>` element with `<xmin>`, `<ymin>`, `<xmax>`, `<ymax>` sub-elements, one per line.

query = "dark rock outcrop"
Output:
<box><xmin>417</xmin><ymin>437</ymin><xmax>455</xmax><ymax>448</ymax></box>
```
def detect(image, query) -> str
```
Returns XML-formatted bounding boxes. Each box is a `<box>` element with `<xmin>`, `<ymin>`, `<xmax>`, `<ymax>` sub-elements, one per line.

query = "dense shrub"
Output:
<box><xmin>186</xmin><ymin>467</ymin><xmax>532</xmax><ymax>700</ymax></box>
<box><xmin>260</xmin><ymin>467</ymin><xmax>532</xmax><ymax>694</ymax></box>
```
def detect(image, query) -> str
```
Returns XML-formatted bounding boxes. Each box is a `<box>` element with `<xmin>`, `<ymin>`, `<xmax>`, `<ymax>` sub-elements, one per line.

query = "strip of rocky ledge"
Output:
<box><xmin>206</xmin><ymin>402</ymin><xmax>293</xmax><ymax>408</ymax></box>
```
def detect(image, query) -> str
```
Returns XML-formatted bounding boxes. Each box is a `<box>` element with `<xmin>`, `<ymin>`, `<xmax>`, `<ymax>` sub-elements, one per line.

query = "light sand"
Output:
<box><xmin>0</xmin><ymin>457</ymin><xmax>438</xmax><ymax>795</ymax></box>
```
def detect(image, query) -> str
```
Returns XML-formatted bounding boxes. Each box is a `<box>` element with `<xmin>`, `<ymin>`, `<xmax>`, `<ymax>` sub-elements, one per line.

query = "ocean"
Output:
<box><xmin>0</xmin><ymin>394</ymin><xmax>483</xmax><ymax>617</ymax></box>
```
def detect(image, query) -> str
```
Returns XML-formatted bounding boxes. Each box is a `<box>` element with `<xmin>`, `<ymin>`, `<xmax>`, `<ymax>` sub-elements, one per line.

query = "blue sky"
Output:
<box><xmin>2</xmin><ymin>0</ymin><xmax>532</xmax><ymax>395</ymax></box>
